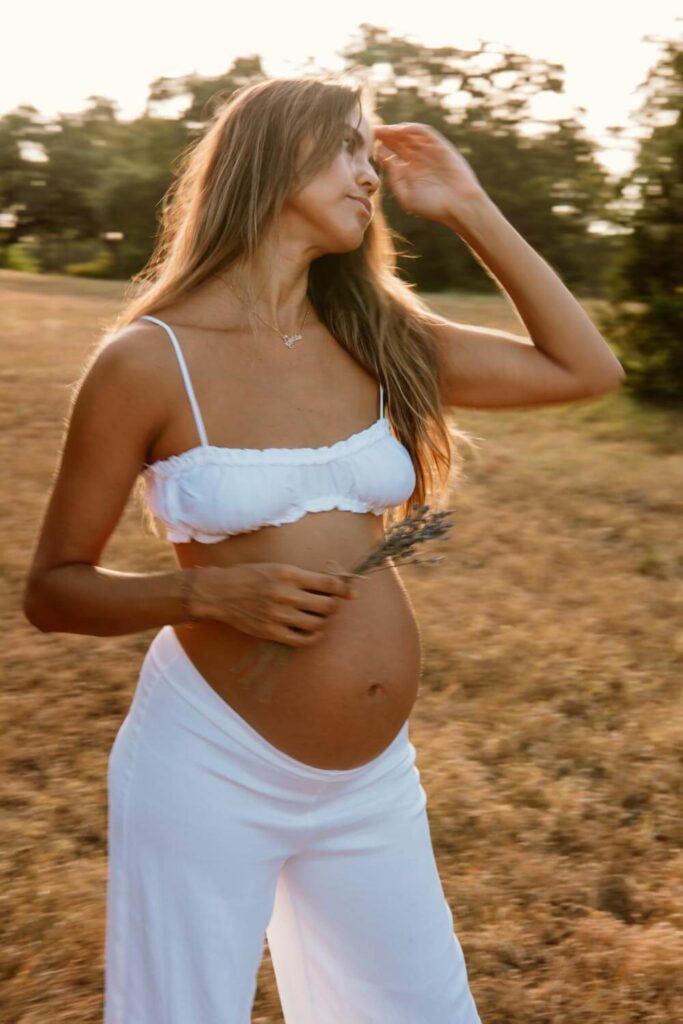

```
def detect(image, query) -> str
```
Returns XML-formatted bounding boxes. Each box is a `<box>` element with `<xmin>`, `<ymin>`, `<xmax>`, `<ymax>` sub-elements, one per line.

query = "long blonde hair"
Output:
<box><xmin>100</xmin><ymin>73</ymin><xmax>476</xmax><ymax>535</ymax></box>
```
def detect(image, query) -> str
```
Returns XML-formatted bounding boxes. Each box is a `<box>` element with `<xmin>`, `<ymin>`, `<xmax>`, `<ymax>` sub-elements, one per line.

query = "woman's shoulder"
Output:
<box><xmin>92</xmin><ymin>317</ymin><xmax>189</xmax><ymax>407</ymax></box>
<box><xmin>99</xmin><ymin>316</ymin><xmax>172</xmax><ymax>365</ymax></box>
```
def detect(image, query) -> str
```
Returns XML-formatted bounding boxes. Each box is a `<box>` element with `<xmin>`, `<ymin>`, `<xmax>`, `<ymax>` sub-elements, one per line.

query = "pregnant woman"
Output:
<box><xmin>23</xmin><ymin>75</ymin><xmax>624</xmax><ymax>1023</ymax></box>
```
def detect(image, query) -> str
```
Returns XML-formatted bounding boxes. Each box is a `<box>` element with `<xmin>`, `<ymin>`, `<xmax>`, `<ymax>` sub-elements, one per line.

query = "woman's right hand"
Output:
<box><xmin>185</xmin><ymin>563</ymin><xmax>357</xmax><ymax>647</ymax></box>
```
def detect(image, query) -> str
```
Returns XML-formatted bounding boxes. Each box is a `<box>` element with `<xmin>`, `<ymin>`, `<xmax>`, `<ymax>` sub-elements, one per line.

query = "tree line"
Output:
<box><xmin>1</xmin><ymin>24</ymin><xmax>680</xmax><ymax>401</ymax></box>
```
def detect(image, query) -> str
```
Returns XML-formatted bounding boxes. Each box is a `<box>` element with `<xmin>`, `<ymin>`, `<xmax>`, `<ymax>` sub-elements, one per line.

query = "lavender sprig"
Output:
<box><xmin>328</xmin><ymin>503</ymin><xmax>456</xmax><ymax>582</ymax></box>
<box><xmin>234</xmin><ymin>503</ymin><xmax>456</xmax><ymax>703</ymax></box>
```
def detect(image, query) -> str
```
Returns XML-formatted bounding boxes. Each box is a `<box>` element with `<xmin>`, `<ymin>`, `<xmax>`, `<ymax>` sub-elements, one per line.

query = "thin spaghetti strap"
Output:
<box><xmin>139</xmin><ymin>315</ymin><xmax>210</xmax><ymax>448</ymax></box>
<box><xmin>379</xmin><ymin>381</ymin><xmax>384</xmax><ymax>419</ymax></box>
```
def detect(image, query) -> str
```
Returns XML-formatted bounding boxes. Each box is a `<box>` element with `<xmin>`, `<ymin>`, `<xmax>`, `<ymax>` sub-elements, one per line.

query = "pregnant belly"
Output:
<box><xmin>173</xmin><ymin>563</ymin><xmax>423</xmax><ymax>770</ymax></box>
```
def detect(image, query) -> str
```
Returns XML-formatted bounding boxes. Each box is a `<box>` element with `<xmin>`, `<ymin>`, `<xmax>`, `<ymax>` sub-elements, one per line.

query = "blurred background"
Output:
<box><xmin>2</xmin><ymin>3</ymin><xmax>682</xmax><ymax>1022</ymax></box>
<box><xmin>1</xmin><ymin>2</ymin><xmax>681</xmax><ymax>399</ymax></box>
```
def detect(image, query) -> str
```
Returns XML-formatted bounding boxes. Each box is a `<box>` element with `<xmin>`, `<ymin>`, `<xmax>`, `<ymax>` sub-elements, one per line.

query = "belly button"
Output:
<box><xmin>366</xmin><ymin>682</ymin><xmax>385</xmax><ymax>697</ymax></box>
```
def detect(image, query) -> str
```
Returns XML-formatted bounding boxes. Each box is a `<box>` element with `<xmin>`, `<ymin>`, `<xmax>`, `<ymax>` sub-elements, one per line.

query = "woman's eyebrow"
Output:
<box><xmin>349</xmin><ymin>126</ymin><xmax>375</xmax><ymax>151</ymax></box>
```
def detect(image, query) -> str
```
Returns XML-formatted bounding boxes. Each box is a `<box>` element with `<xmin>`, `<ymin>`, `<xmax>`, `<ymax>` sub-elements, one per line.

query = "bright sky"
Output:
<box><xmin>6</xmin><ymin>1</ymin><xmax>680</xmax><ymax>179</ymax></box>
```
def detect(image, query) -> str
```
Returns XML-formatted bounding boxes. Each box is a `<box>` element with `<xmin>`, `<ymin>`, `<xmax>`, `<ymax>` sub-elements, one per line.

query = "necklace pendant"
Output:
<box><xmin>283</xmin><ymin>333</ymin><xmax>303</xmax><ymax>348</ymax></box>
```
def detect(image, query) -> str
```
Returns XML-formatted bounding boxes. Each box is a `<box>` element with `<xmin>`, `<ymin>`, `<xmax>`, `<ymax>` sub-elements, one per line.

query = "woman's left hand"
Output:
<box><xmin>374</xmin><ymin>122</ymin><xmax>487</xmax><ymax>224</ymax></box>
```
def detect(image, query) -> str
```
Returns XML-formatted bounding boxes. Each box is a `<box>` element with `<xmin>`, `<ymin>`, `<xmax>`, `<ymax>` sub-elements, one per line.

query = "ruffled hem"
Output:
<box><xmin>142</xmin><ymin>418</ymin><xmax>390</xmax><ymax>479</ymax></box>
<box><xmin>163</xmin><ymin>498</ymin><xmax>386</xmax><ymax>544</ymax></box>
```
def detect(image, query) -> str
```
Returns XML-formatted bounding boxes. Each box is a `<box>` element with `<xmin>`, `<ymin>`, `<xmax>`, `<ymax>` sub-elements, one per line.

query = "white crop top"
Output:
<box><xmin>138</xmin><ymin>315</ymin><xmax>416</xmax><ymax>543</ymax></box>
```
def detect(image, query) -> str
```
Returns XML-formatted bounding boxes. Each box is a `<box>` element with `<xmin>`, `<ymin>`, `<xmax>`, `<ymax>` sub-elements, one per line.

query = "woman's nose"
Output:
<box><xmin>358</xmin><ymin>157</ymin><xmax>380</xmax><ymax>193</ymax></box>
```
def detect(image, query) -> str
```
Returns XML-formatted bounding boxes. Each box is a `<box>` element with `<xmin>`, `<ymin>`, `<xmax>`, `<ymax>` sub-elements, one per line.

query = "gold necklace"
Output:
<box><xmin>223</xmin><ymin>278</ymin><xmax>310</xmax><ymax>349</ymax></box>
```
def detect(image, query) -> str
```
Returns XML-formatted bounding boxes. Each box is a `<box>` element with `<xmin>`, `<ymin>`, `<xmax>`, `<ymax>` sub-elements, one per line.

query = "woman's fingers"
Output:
<box><xmin>375</xmin><ymin>131</ymin><xmax>435</xmax><ymax>163</ymax></box>
<box><xmin>375</xmin><ymin>123</ymin><xmax>436</xmax><ymax>143</ymax></box>
<box><xmin>375</xmin><ymin>122</ymin><xmax>426</xmax><ymax>135</ymax></box>
<box><xmin>376</xmin><ymin>141</ymin><xmax>397</xmax><ymax>163</ymax></box>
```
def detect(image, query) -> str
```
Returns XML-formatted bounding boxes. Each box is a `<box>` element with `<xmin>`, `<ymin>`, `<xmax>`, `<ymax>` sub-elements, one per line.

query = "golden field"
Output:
<box><xmin>1</xmin><ymin>268</ymin><xmax>682</xmax><ymax>1022</ymax></box>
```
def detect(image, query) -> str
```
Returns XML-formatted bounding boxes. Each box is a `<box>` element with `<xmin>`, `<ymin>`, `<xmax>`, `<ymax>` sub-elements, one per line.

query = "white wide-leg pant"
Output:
<box><xmin>105</xmin><ymin>624</ymin><xmax>482</xmax><ymax>1023</ymax></box>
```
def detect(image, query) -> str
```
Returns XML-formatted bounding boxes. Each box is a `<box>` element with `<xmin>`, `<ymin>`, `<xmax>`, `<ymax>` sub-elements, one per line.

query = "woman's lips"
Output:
<box><xmin>348</xmin><ymin>195</ymin><xmax>372</xmax><ymax>216</ymax></box>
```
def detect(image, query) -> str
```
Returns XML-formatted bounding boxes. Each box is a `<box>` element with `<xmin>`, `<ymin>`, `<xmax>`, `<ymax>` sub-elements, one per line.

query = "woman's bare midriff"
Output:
<box><xmin>139</xmin><ymin>300</ymin><xmax>423</xmax><ymax>770</ymax></box>
<box><xmin>172</xmin><ymin>507</ymin><xmax>423</xmax><ymax>770</ymax></box>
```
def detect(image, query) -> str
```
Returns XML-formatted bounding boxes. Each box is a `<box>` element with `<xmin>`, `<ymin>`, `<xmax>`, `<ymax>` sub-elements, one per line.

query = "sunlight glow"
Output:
<box><xmin>3</xmin><ymin>1</ymin><xmax>680</xmax><ymax>179</ymax></box>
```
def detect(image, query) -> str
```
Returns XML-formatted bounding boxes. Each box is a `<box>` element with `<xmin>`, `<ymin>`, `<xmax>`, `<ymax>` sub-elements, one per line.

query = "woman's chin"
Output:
<box><xmin>323</xmin><ymin>224</ymin><xmax>367</xmax><ymax>254</ymax></box>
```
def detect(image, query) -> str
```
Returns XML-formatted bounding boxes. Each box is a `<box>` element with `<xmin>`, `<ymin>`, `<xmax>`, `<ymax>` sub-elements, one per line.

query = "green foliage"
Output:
<box><xmin>2</xmin><ymin>241</ymin><xmax>40</xmax><ymax>272</ymax></box>
<box><xmin>36</xmin><ymin>235</ymin><xmax>103</xmax><ymax>273</ymax></box>
<box><xmin>1</xmin><ymin>23</ymin><xmax>681</xmax><ymax>415</ymax></box>
<box><xmin>0</xmin><ymin>35</ymin><xmax>621</xmax><ymax>294</ymax></box>
<box><xmin>342</xmin><ymin>26</ymin><xmax>620</xmax><ymax>293</ymax></box>
<box><xmin>597</xmin><ymin>36</ymin><xmax>683</xmax><ymax>403</ymax></box>
<box><xmin>599</xmin><ymin>293</ymin><xmax>683</xmax><ymax>405</ymax></box>
<box><xmin>65</xmin><ymin>246</ymin><xmax>114</xmax><ymax>278</ymax></box>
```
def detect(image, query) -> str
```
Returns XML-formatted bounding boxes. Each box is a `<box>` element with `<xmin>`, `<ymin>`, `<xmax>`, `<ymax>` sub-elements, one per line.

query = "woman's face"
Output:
<box><xmin>286</xmin><ymin>111</ymin><xmax>381</xmax><ymax>254</ymax></box>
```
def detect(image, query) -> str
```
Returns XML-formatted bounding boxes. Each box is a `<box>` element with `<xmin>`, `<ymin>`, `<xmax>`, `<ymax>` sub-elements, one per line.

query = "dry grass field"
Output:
<box><xmin>2</xmin><ymin>268</ymin><xmax>682</xmax><ymax>1022</ymax></box>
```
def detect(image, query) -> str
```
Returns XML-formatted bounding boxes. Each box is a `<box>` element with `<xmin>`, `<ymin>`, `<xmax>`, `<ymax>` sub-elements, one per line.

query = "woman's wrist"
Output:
<box><xmin>179</xmin><ymin>566</ymin><xmax>204</xmax><ymax>622</ymax></box>
<box><xmin>179</xmin><ymin>565</ymin><xmax>234</xmax><ymax>623</ymax></box>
